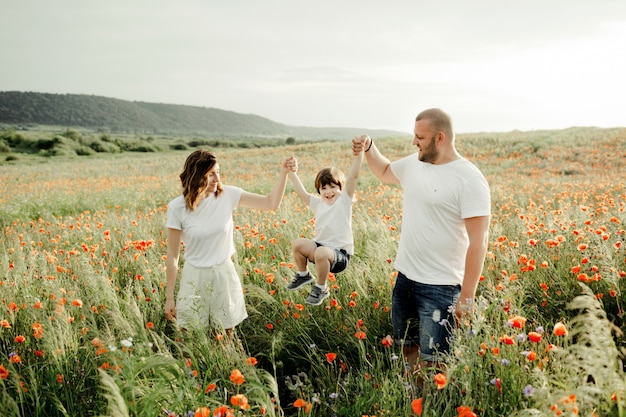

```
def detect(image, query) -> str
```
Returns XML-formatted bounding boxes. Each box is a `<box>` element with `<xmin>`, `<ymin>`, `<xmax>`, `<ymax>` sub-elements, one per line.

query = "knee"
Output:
<box><xmin>292</xmin><ymin>238</ymin><xmax>306</xmax><ymax>251</ymax></box>
<box><xmin>314</xmin><ymin>247</ymin><xmax>333</xmax><ymax>264</ymax></box>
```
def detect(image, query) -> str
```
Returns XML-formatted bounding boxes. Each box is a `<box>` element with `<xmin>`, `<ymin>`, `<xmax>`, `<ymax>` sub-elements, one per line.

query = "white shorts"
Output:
<box><xmin>176</xmin><ymin>259</ymin><xmax>248</xmax><ymax>330</ymax></box>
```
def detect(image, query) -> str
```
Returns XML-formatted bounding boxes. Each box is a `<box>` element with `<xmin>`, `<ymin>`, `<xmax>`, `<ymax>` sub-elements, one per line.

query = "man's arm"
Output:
<box><xmin>457</xmin><ymin>215</ymin><xmax>490</xmax><ymax>319</ymax></box>
<box><xmin>352</xmin><ymin>135</ymin><xmax>399</xmax><ymax>184</ymax></box>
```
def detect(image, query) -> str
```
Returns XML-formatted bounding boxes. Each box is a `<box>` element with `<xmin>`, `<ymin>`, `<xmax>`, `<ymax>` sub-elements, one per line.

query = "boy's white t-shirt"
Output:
<box><xmin>390</xmin><ymin>155</ymin><xmax>491</xmax><ymax>286</ymax></box>
<box><xmin>166</xmin><ymin>185</ymin><xmax>243</xmax><ymax>268</ymax></box>
<box><xmin>309</xmin><ymin>191</ymin><xmax>355</xmax><ymax>254</ymax></box>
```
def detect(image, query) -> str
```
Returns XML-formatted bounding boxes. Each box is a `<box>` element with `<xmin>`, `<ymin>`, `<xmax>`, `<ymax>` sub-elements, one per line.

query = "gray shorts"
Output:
<box><xmin>313</xmin><ymin>242</ymin><xmax>351</xmax><ymax>274</ymax></box>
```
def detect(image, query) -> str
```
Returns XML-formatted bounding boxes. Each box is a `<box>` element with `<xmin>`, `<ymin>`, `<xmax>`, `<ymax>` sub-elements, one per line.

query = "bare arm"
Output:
<box><xmin>164</xmin><ymin>227</ymin><xmax>181</xmax><ymax>321</ymax></box>
<box><xmin>239</xmin><ymin>157</ymin><xmax>295</xmax><ymax>210</ymax></box>
<box><xmin>352</xmin><ymin>135</ymin><xmax>399</xmax><ymax>184</ymax></box>
<box><xmin>344</xmin><ymin>140</ymin><xmax>364</xmax><ymax>198</ymax></box>
<box><xmin>456</xmin><ymin>215</ymin><xmax>490</xmax><ymax>320</ymax></box>
<box><xmin>288</xmin><ymin>170</ymin><xmax>312</xmax><ymax>205</ymax></box>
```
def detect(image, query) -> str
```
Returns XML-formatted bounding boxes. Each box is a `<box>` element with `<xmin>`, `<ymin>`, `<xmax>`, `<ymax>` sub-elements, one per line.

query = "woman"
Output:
<box><xmin>165</xmin><ymin>149</ymin><xmax>296</xmax><ymax>339</ymax></box>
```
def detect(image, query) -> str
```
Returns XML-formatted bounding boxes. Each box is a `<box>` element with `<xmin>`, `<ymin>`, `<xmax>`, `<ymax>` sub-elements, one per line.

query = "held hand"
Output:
<box><xmin>351</xmin><ymin>135</ymin><xmax>370</xmax><ymax>155</ymax></box>
<box><xmin>284</xmin><ymin>156</ymin><xmax>298</xmax><ymax>173</ymax></box>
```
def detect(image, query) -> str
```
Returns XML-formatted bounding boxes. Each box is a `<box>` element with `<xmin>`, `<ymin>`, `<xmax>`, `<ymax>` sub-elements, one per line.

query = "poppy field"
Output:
<box><xmin>1</xmin><ymin>127</ymin><xmax>625</xmax><ymax>416</ymax></box>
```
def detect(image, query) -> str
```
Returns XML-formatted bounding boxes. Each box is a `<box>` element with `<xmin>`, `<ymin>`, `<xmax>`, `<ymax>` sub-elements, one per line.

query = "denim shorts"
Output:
<box><xmin>314</xmin><ymin>242</ymin><xmax>350</xmax><ymax>274</ymax></box>
<box><xmin>391</xmin><ymin>272</ymin><xmax>461</xmax><ymax>362</ymax></box>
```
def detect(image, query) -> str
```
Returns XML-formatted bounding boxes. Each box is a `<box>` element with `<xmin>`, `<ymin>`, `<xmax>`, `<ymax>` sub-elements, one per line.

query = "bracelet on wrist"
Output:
<box><xmin>365</xmin><ymin>139</ymin><xmax>373</xmax><ymax>152</ymax></box>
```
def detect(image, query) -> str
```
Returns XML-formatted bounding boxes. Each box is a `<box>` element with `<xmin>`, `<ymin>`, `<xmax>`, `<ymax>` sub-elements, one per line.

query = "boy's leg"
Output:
<box><xmin>313</xmin><ymin>245</ymin><xmax>334</xmax><ymax>285</ymax></box>
<box><xmin>292</xmin><ymin>238</ymin><xmax>317</xmax><ymax>272</ymax></box>
<box><xmin>288</xmin><ymin>238</ymin><xmax>317</xmax><ymax>290</ymax></box>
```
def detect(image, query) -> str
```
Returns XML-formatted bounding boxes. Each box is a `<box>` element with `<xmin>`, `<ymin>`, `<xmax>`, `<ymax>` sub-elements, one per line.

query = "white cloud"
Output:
<box><xmin>1</xmin><ymin>0</ymin><xmax>625</xmax><ymax>132</ymax></box>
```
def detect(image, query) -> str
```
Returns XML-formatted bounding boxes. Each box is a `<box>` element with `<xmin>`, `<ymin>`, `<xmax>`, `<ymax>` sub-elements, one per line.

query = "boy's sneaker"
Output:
<box><xmin>305</xmin><ymin>286</ymin><xmax>329</xmax><ymax>306</ymax></box>
<box><xmin>287</xmin><ymin>272</ymin><xmax>314</xmax><ymax>290</ymax></box>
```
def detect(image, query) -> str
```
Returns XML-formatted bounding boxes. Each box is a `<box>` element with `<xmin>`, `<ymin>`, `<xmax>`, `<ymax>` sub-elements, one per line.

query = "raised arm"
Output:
<box><xmin>352</xmin><ymin>135</ymin><xmax>399</xmax><ymax>184</ymax></box>
<box><xmin>288</xmin><ymin>169</ymin><xmax>312</xmax><ymax>205</ymax></box>
<box><xmin>345</xmin><ymin>138</ymin><xmax>364</xmax><ymax>198</ymax></box>
<box><xmin>239</xmin><ymin>156</ymin><xmax>295</xmax><ymax>210</ymax></box>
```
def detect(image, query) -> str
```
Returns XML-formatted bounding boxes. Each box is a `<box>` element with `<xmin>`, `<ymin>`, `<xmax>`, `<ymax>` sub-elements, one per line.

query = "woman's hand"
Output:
<box><xmin>164</xmin><ymin>298</ymin><xmax>177</xmax><ymax>322</ymax></box>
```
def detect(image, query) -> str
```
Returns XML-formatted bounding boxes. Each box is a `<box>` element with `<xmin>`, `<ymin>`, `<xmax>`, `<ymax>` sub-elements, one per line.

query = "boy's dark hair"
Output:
<box><xmin>314</xmin><ymin>167</ymin><xmax>345</xmax><ymax>194</ymax></box>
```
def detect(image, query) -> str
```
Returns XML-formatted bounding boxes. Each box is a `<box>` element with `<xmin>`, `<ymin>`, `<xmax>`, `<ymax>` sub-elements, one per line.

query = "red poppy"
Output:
<box><xmin>553</xmin><ymin>322</ymin><xmax>568</xmax><ymax>337</ymax></box>
<box><xmin>229</xmin><ymin>369</ymin><xmax>245</xmax><ymax>385</ymax></box>
<box><xmin>434</xmin><ymin>373</ymin><xmax>447</xmax><ymax>389</ymax></box>
<box><xmin>411</xmin><ymin>398</ymin><xmax>423</xmax><ymax>416</ymax></box>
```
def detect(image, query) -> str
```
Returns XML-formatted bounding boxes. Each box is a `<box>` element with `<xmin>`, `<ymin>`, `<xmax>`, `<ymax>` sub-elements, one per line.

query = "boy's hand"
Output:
<box><xmin>352</xmin><ymin>135</ymin><xmax>370</xmax><ymax>155</ymax></box>
<box><xmin>284</xmin><ymin>156</ymin><xmax>298</xmax><ymax>173</ymax></box>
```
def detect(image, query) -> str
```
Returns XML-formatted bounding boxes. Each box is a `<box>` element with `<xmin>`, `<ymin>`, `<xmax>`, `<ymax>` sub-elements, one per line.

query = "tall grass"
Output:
<box><xmin>0</xmin><ymin>128</ymin><xmax>625</xmax><ymax>416</ymax></box>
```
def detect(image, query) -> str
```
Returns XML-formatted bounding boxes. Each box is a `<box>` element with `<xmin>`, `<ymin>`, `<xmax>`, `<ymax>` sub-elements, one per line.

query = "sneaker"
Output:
<box><xmin>287</xmin><ymin>272</ymin><xmax>314</xmax><ymax>290</ymax></box>
<box><xmin>305</xmin><ymin>286</ymin><xmax>329</xmax><ymax>306</ymax></box>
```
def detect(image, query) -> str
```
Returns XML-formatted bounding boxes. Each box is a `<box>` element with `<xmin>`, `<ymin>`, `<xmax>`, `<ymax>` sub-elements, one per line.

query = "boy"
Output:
<box><xmin>286</xmin><ymin>139</ymin><xmax>365</xmax><ymax>305</ymax></box>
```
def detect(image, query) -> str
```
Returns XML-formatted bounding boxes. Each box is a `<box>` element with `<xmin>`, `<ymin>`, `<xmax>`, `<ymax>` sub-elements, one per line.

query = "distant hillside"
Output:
<box><xmin>0</xmin><ymin>91</ymin><xmax>403</xmax><ymax>139</ymax></box>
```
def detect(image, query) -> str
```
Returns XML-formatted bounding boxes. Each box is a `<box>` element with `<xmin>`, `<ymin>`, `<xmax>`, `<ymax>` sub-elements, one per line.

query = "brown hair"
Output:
<box><xmin>314</xmin><ymin>167</ymin><xmax>345</xmax><ymax>194</ymax></box>
<box><xmin>416</xmin><ymin>108</ymin><xmax>454</xmax><ymax>142</ymax></box>
<box><xmin>179</xmin><ymin>150</ymin><xmax>223</xmax><ymax>210</ymax></box>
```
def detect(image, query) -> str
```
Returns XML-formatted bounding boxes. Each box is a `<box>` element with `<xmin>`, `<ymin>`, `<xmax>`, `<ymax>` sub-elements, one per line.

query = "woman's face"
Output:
<box><xmin>203</xmin><ymin>163</ymin><xmax>220</xmax><ymax>194</ymax></box>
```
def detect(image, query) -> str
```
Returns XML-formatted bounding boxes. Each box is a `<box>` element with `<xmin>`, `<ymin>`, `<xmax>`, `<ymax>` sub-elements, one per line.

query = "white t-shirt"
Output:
<box><xmin>390</xmin><ymin>154</ymin><xmax>491</xmax><ymax>286</ymax></box>
<box><xmin>309</xmin><ymin>191</ymin><xmax>355</xmax><ymax>254</ymax></box>
<box><xmin>166</xmin><ymin>185</ymin><xmax>243</xmax><ymax>268</ymax></box>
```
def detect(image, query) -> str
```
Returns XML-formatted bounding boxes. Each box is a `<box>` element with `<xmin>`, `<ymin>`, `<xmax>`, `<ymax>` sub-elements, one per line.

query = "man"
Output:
<box><xmin>353</xmin><ymin>108</ymin><xmax>490</xmax><ymax>382</ymax></box>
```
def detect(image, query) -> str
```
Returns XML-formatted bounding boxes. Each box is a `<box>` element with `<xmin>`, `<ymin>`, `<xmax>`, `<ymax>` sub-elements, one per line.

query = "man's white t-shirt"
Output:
<box><xmin>390</xmin><ymin>155</ymin><xmax>491</xmax><ymax>286</ymax></box>
<box><xmin>309</xmin><ymin>191</ymin><xmax>355</xmax><ymax>255</ymax></box>
<box><xmin>166</xmin><ymin>185</ymin><xmax>243</xmax><ymax>268</ymax></box>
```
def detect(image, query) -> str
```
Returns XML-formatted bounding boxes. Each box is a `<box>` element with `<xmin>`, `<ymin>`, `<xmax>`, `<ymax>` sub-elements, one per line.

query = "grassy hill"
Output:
<box><xmin>0</xmin><ymin>91</ymin><xmax>402</xmax><ymax>139</ymax></box>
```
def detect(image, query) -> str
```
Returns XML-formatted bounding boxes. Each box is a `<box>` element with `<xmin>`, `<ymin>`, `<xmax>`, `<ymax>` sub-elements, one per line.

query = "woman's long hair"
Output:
<box><xmin>179</xmin><ymin>150</ymin><xmax>223</xmax><ymax>210</ymax></box>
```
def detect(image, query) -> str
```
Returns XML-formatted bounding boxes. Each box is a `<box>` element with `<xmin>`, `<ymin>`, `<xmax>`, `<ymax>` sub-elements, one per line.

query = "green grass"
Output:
<box><xmin>0</xmin><ymin>127</ymin><xmax>625</xmax><ymax>416</ymax></box>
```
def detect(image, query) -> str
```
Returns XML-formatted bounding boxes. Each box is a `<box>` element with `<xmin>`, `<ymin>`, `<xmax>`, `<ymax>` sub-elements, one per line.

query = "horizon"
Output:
<box><xmin>2</xmin><ymin>89</ymin><xmax>624</xmax><ymax>136</ymax></box>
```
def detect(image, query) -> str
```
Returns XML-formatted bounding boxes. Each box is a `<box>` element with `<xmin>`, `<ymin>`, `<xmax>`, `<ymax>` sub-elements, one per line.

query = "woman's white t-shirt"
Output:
<box><xmin>166</xmin><ymin>185</ymin><xmax>243</xmax><ymax>268</ymax></box>
<box><xmin>390</xmin><ymin>155</ymin><xmax>491</xmax><ymax>286</ymax></box>
<box><xmin>309</xmin><ymin>191</ymin><xmax>355</xmax><ymax>255</ymax></box>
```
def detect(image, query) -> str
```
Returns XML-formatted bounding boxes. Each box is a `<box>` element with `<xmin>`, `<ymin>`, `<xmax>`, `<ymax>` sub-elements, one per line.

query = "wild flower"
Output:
<box><xmin>229</xmin><ymin>369</ymin><xmax>245</xmax><ymax>385</ymax></box>
<box><xmin>456</xmin><ymin>405</ymin><xmax>477</xmax><ymax>417</ymax></box>
<box><xmin>0</xmin><ymin>364</ymin><xmax>9</xmax><ymax>379</ymax></box>
<box><xmin>381</xmin><ymin>335</ymin><xmax>393</xmax><ymax>348</ymax></box>
<box><xmin>523</xmin><ymin>385</ymin><xmax>534</xmax><ymax>397</ymax></box>
<box><xmin>411</xmin><ymin>398</ymin><xmax>423</xmax><ymax>416</ymax></box>
<box><xmin>552</xmin><ymin>322</ymin><xmax>568</xmax><ymax>337</ymax></box>
<box><xmin>193</xmin><ymin>407</ymin><xmax>210</xmax><ymax>417</ymax></box>
<box><xmin>120</xmin><ymin>338</ymin><xmax>133</xmax><ymax>348</ymax></box>
<box><xmin>230</xmin><ymin>394</ymin><xmax>250</xmax><ymax>409</ymax></box>
<box><xmin>434</xmin><ymin>373</ymin><xmax>447</xmax><ymax>389</ymax></box>
<box><xmin>507</xmin><ymin>315</ymin><xmax>527</xmax><ymax>328</ymax></box>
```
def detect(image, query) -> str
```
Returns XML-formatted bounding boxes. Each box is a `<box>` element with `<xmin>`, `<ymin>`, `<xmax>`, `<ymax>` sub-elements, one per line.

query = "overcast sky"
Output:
<box><xmin>1</xmin><ymin>1</ymin><xmax>625</xmax><ymax>133</ymax></box>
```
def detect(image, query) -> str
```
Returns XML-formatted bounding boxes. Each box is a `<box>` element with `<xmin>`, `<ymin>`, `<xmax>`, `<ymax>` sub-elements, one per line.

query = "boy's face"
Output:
<box><xmin>318</xmin><ymin>183</ymin><xmax>342</xmax><ymax>204</ymax></box>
